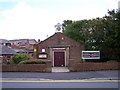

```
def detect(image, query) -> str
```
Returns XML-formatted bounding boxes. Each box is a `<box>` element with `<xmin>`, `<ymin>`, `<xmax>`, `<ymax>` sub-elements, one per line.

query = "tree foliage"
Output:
<box><xmin>19</xmin><ymin>60</ymin><xmax>46</xmax><ymax>64</ymax></box>
<box><xmin>62</xmin><ymin>9</ymin><xmax>120</xmax><ymax>61</ymax></box>
<box><xmin>12</xmin><ymin>53</ymin><xmax>30</xmax><ymax>64</ymax></box>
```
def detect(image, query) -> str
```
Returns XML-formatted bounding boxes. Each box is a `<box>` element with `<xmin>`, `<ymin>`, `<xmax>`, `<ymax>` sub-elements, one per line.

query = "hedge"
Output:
<box><xmin>12</xmin><ymin>53</ymin><xmax>30</xmax><ymax>64</ymax></box>
<box><xmin>19</xmin><ymin>60</ymin><xmax>46</xmax><ymax>64</ymax></box>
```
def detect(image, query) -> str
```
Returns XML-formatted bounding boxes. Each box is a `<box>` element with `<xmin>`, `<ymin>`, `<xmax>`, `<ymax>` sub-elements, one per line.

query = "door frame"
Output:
<box><xmin>52</xmin><ymin>48</ymin><xmax>66</xmax><ymax>67</ymax></box>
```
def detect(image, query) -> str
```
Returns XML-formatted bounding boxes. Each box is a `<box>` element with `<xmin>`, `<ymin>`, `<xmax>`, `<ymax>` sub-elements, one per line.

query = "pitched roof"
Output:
<box><xmin>38</xmin><ymin>32</ymin><xmax>82</xmax><ymax>45</ymax></box>
<box><xmin>13</xmin><ymin>49</ymin><xmax>27</xmax><ymax>53</ymax></box>
<box><xmin>28</xmin><ymin>39</ymin><xmax>37</xmax><ymax>44</ymax></box>
<box><xmin>0</xmin><ymin>39</ymin><xmax>9</xmax><ymax>44</ymax></box>
<box><xmin>0</xmin><ymin>45</ymin><xmax>16</xmax><ymax>55</ymax></box>
<box><xmin>25</xmin><ymin>44</ymin><xmax>34</xmax><ymax>49</ymax></box>
<box><xmin>11</xmin><ymin>44</ymin><xmax>20</xmax><ymax>49</ymax></box>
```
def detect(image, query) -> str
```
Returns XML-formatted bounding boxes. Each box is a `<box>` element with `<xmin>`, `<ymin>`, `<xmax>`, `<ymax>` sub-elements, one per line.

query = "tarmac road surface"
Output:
<box><xmin>1</xmin><ymin>70</ymin><xmax>120</xmax><ymax>88</ymax></box>
<box><xmin>2</xmin><ymin>70</ymin><xmax>119</xmax><ymax>80</ymax></box>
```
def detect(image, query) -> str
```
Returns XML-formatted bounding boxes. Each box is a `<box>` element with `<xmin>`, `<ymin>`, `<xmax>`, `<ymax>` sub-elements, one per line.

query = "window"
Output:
<box><xmin>42</xmin><ymin>49</ymin><xmax>45</xmax><ymax>52</ymax></box>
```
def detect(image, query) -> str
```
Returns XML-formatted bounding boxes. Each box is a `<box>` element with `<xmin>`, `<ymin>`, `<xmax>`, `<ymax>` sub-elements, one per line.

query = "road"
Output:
<box><xmin>1</xmin><ymin>70</ymin><xmax>120</xmax><ymax>88</ymax></box>
<box><xmin>2</xmin><ymin>81</ymin><xmax>119</xmax><ymax>88</ymax></box>
<box><xmin>2</xmin><ymin>70</ymin><xmax>119</xmax><ymax>80</ymax></box>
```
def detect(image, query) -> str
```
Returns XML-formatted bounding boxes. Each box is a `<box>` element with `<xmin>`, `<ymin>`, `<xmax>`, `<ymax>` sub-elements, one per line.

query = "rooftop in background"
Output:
<box><xmin>13</xmin><ymin>48</ymin><xmax>28</xmax><ymax>53</ymax></box>
<box><xmin>0</xmin><ymin>39</ymin><xmax>37</xmax><ymax>50</ymax></box>
<box><xmin>0</xmin><ymin>39</ymin><xmax>9</xmax><ymax>44</ymax></box>
<box><xmin>9</xmin><ymin>39</ymin><xmax>37</xmax><ymax>48</ymax></box>
<box><xmin>0</xmin><ymin>44</ymin><xmax>16</xmax><ymax>55</ymax></box>
<box><xmin>9</xmin><ymin>39</ymin><xmax>37</xmax><ymax>44</ymax></box>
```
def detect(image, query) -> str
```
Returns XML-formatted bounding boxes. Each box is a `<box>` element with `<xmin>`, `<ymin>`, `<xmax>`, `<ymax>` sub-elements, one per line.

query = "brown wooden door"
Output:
<box><xmin>54</xmin><ymin>52</ymin><xmax>65</xmax><ymax>67</ymax></box>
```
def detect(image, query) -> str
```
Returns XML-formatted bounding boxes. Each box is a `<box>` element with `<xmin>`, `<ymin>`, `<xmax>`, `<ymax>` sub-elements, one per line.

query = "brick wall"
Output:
<box><xmin>69</xmin><ymin>62</ymin><xmax>120</xmax><ymax>72</ymax></box>
<box><xmin>34</xmin><ymin>33</ymin><xmax>85</xmax><ymax>62</ymax></box>
<box><xmin>1</xmin><ymin>62</ymin><xmax>119</xmax><ymax>72</ymax></box>
<box><xmin>2</xmin><ymin>61</ymin><xmax>51</xmax><ymax>72</ymax></box>
<box><xmin>0</xmin><ymin>56</ymin><xmax>3</xmax><ymax>64</ymax></box>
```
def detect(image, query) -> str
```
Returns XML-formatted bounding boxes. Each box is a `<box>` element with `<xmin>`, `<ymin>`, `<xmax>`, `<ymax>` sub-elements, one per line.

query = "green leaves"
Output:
<box><xmin>63</xmin><ymin>9</ymin><xmax>120</xmax><ymax>61</ymax></box>
<box><xmin>12</xmin><ymin>53</ymin><xmax>30</xmax><ymax>64</ymax></box>
<box><xmin>19</xmin><ymin>60</ymin><xmax>46</xmax><ymax>64</ymax></box>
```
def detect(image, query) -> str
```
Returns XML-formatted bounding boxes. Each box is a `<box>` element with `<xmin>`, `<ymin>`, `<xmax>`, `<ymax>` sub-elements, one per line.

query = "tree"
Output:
<box><xmin>63</xmin><ymin>9</ymin><xmax>120</xmax><ymax>61</ymax></box>
<box><xmin>63</xmin><ymin>20</ymin><xmax>90</xmax><ymax>43</ymax></box>
<box><xmin>12</xmin><ymin>53</ymin><xmax>30</xmax><ymax>64</ymax></box>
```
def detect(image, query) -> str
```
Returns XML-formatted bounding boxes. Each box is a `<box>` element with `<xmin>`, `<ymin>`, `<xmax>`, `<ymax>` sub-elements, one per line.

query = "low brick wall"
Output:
<box><xmin>2</xmin><ymin>62</ymin><xmax>51</xmax><ymax>72</ymax></box>
<box><xmin>1</xmin><ymin>62</ymin><xmax>119</xmax><ymax>72</ymax></box>
<box><xmin>69</xmin><ymin>62</ymin><xmax>120</xmax><ymax>72</ymax></box>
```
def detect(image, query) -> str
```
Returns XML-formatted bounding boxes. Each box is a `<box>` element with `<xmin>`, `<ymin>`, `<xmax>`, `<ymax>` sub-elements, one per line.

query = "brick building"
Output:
<box><xmin>34</xmin><ymin>32</ymin><xmax>84</xmax><ymax>67</ymax></box>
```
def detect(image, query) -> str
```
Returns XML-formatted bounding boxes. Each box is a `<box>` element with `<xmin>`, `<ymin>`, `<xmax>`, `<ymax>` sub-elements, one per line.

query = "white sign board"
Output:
<box><xmin>82</xmin><ymin>51</ymin><xmax>100</xmax><ymax>59</ymax></box>
<box><xmin>38</xmin><ymin>54</ymin><xmax>47</xmax><ymax>59</ymax></box>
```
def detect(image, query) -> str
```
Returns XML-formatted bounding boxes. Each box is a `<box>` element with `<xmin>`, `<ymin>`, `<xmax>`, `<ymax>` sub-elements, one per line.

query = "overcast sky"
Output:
<box><xmin>0</xmin><ymin>0</ymin><xmax>119</xmax><ymax>41</ymax></box>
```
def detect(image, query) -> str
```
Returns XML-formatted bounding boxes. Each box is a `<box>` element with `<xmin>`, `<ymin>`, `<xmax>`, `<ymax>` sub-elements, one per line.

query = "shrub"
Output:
<box><xmin>12</xmin><ymin>53</ymin><xmax>30</xmax><ymax>64</ymax></box>
<box><xmin>19</xmin><ymin>60</ymin><xmax>46</xmax><ymax>64</ymax></box>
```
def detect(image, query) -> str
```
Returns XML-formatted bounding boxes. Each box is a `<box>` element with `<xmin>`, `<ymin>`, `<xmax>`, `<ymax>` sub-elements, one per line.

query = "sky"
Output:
<box><xmin>0</xmin><ymin>0</ymin><xmax>119</xmax><ymax>41</ymax></box>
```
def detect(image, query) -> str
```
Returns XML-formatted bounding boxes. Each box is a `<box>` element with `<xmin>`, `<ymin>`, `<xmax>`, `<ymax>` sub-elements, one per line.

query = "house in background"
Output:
<box><xmin>0</xmin><ymin>39</ymin><xmax>11</xmax><ymax>46</ymax></box>
<box><xmin>34</xmin><ymin>32</ymin><xmax>84</xmax><ymax>68</ymax></box>
<box><xmin>13</xmin><ymin>48</ymin><xmax>28</xmax><ymax>53</ymax></box>
<box><xmin>9</xmin><ymin>39</ymin><xmax>37</xmax><ymax>49</ymax></box>
<box><xmin>0</xmin><ymin>44</ymin><xmax>16</xmax><ymax>64</ymax></box>
<box><xmin>0</xmin><ymin>39</ymin><xmax>37</xmax><ymax>64</ymax></box>
<box><xmin>9</xmin><ymin>39</ymin><xmax>37</xmax><ymax>58</ymax></box>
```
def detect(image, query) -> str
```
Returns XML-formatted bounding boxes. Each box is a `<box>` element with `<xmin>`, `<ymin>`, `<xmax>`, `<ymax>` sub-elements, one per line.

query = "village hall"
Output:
<box><xmin>33</xmin><ymin>23</ymin><xmax>84</xmax><ymax>70</ymax></box>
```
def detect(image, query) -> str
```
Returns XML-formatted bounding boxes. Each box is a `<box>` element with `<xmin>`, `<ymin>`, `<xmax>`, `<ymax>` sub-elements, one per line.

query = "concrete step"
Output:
<box><xmin>52</xmin><ymin>67</ymin><xmax>70</xmax><ymax>73</ymax></box>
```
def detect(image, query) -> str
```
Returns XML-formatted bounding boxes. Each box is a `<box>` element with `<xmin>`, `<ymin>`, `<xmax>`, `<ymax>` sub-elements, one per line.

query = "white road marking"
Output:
<box><xmin>0</xmin><ymin>78</ymin><xmax>120</xmax><ymax>83</ymax></box>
